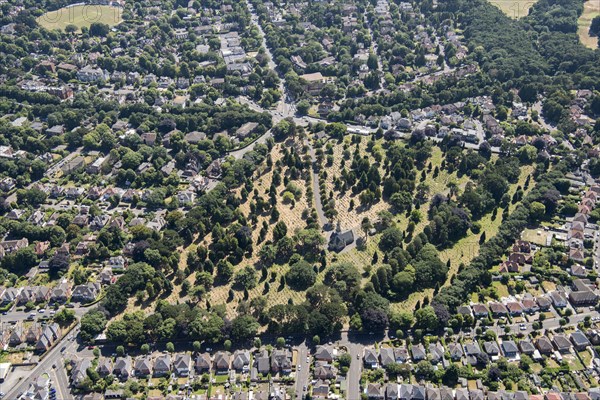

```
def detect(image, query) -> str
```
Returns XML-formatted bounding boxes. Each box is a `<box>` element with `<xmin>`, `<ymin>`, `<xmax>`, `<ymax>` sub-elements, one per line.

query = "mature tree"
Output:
<box><xmin>414</xmin><ymin>306</ymin><xmax>439</xmax><ymax>331</ymax></box>
<box><xmin>234</xmin><ymin>266</ymin><xmax>258</xmax><ymax>290</ymax></box>
<box><xmin>286</xmin><ymin>260</ymin><xmax>317</xmax><ymax>290</ymax></box>
<box><xmin>80</xmin><ymin>310</ymin><xmax>107</xmax><ymax>342</ymax></box>
<box><xmin>230</xmin><ymin>315</ymin><xmax>259</xmax><ymax>341</ymax></box>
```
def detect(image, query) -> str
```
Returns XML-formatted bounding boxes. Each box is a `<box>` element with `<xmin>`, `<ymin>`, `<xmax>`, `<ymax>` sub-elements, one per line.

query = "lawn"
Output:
<box><xmin>37</xmin><ymin>4</ymin><xmax>123</xmax><ymax>32</ymax></box>
<box><xmin>487</xmin><ymin>0</ymin><xmax>538</xmax><ymax>18</ymax></box>
<box><xmin>579</xmin><ymin>349</ymin><xmax>593</xmax><ymax>368</ymax></box>
<box><xmin>521</xmin><ymin>227</ymin><xmax>551</xmax><ymax>246</ymax></box>
<box><xmin>577</xmin><ymin>0</ymin><xmax>600</xmax><ymax>49</ymax></box>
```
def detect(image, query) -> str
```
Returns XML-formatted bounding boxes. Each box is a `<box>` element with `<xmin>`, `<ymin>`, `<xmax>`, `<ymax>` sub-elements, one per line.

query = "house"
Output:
<box><xmin>549</xmin><ymin>291</ymin><xmax>568</xmax><ymax>308</ymax></box>
<box><xmin>328</xmin><ymin>229</ymin><xmax>354</xmax><ymax>252</ymax></box>
<box><xmin>448</xmin><ymin>342</ymin><xmax>464</xmax><ymax>360</ymax></box>
<box><xmin>483</xmin><ymin>341</ymin><xmax>500</xmax><ymax>356</ymax></box>
<box><xmin>508</xmin><ymin>252</ymin><xmax>532</xmax><ymax>265</ymax></box>
<box><xmin>77</xmin><ymin>66</ymin><xmax>108</xmax><ymax>82</ymax></box>
<box><xmin>135</xmin><ymin>356</ymin><xmax>153</xmax><ymax>377</ymax></box>
<box><xmin>470</xmin><ymin>390</ymin><xmax>485</xmax><ymax>400</ymax></box>
<box><xmin>536</xmin><ymin>296</ymin><xmax>552</xmax><ymax>311</ymax></box>
<box><xmin>9</xmin><ymin>326</ymin><xmax>23</xmax><ymax>346</ymax></box>
<box><xmin>457</xmin><ymin>305</ymin><xmax>472</xmax><ymax>316</ymax></box>
<box><xmin>107</xmin><ymin>256</ymin><xmax>127</xmax><ymax>271</ymax></box>
<box><xmin>0</xmin><ymin>238</ymin><xmax>29</xmax><ymax>256</ymax></box>
<box><xmin>50</xmin><ymin>280</ymin><xmax>71</xmax><ymax>303</ymax></box>
<box><xmin>97</xmin><ymin>358</ymin><xmax>113</xmax><ymax>376</ymax></box>
<box><xmin>501</xmin><ymin>341</ymin><xmax>519</xmax><ymax>358</ymax></box>
<box><xmin>72</xmin><ymin>358</ymin><xmax>92</xmax><ymax>387</ymax></box>
<box><xmin>195</xmin><ymin>353</ymin><xmax>211</xmax><ymax>373</ymax></box>
<box><xmin>569</xmin><ymin>290</ymin><xmax>598</xmax><ymax>306</ymax></box>
<box><xmin>213</xmin><ymin>351</ymin><xmax>231</xmax><ymax>373</ymax></box>
<box><xmin>471</xmin><ymin>303</ymin><xmax>489</xmax><ymax>318</ymax></box>
<box><xmin>366</xmin><ymin>383</ymin><xmax>384</xmax><ymax>400</ymax></box>
<box><xmin>463</xmin><ymin>342</ymin><xmax>481</xmax><ymax>365</ymax></box>
<box><xmin>154</xmin><ymin>354</ymin><xmax>172</xmax><ymax>376</ymax></box>
<box><xmin>506</xmin><ymin>301</ymin><xmax>524</xmax><ymax>315</ymax></box>
<box><xmin>314</xmin><ymin>345</ymin><xmax>334</xmax><ymax>362</ymax></box>
<box><xmin>25</xmin><ymin>326</ymin><xmax>41</xmax><ymax>344</ymax></box>
<box><xmin>184</xmin><ymin>131</ymin><xmax>207</xmax><ymax>144</ymax></box>
<box><xmin>314</xmin><ymin>362</ymin><xmax>337</xmax><ymax>379</ymax></box>
<box><xmin>521</xmin><ymin>298</ymin><xmax>539</xmax><ymax>313</ymax></box>
<box><xmin>17</xmin><ymin>286</ymin><xmax>50</xmax><ymax>305</ymax></box>
<box><xmin>300</xmin><ymin>72</ymin><xmax>327</xmax><ymax>94</ymax></box>
<box><xmin>429</xmin><ymin>342</ymin><xmax>445</xmax><ymax>364</ymax></box>
<box><xmin>394</xmin><ymin>346</ymin><xmax>409</xmax><ymax>363</ymax></box>
<box><xmin>570</xmin><ymin>248</ymin><xmax>585</xmax><ymax>262</ymax></box>
<box><xmin>313</xmin><ymin>380</ymin><xmax>330</xmax><ymax>399</ymax></box>
<box><xmin>1</xmin><ymin>287</ymin><xmax>19</xmax><ymax>305</ymax></box>
<box><xmin>552</xmin><ymin>334</ymin><xmax>572</xmax><ymax>353</ymax></box>
<box><xmin>271</xmin><ymin>349</ymin><xmax>292</xmax><ymax>373</ymax></box>
<box><xmin>71</xmin><ymin>282</ymin><xmax>101</xmax><ymax>303</ymax></box>
<box><xmin>489</xmin><ymin>302</ymin><xmax>508</xmax><ymax>317</ymax></box>
<box><xmin>499</xmin><ymin>261</ymin><xmax>519</xmax><ymax>273</ymax></box>
<box><xmin>518</xmin><ymin>340</ymin><xmax>536</xmax><ymax>355</ymax></box>
<box><xmin>386</xmin><ymin>384</ymin><xmax>399</xmax><ymax>400</ymax></box>
<box><xmin>399</xmin><ymin>384</ymin><xmax>413</xmax><ymax>400</ymax></box>
<box><xmin>173</xmin><ymin>354</ymin><xmax>192</xmax><ymax>376</ymax></box>
<box><xmin>513</xmin><ymin>240</ymin><xmax>531</xmax><ymax>253</ymax></box>
<box><xmin>113</xmin><ymin>356</ymin><xmax>132</xmax><ymax>380</ymax></box>
<box><xmin>364</xmin><ymin>348</ymin><xmax>379</xmax><ymax>368</ymax></box>
<box><xmin>35</xmin><ymin>323</ymin><xmax>60</xmax><ymax>352</ymax></box>
<box><xmin>232</xmin><ymin>350</ymin><xmax>251</xmax><ymax>371</ymax></box>
<box><xmin>235</xmin><ymin>122</ymin><xmax>259</xmax><ymax>139</ymax></box>
<box><xmin>571</xmin><ymin>331</ymin><xmax>591</xmax><ymax>350</ymax></box>
<box><xmin>177</xmin><ymin>191</ymin><xmax>196</xmax><ymax>206</ymax></box>
<box><xmin>536</xmin><ymin>337</ymin><xmax>554</xmax><ymax>354</ymax></box>
<box><xmin>255</xmin><ymin>349</ymin><xmax>270</xmax><ymax>374</ymax></box>
<box><xmin>411</xmin><ymin>344</ymin><xmax>426</xmax><ymax>361</ymax></box>
<box><xmin>379</xmin><ymin>347</ymin><xmax>395</xmax><ymax>366</ymax></box>
<box><xmin>456</xmin><ymin>388</ymin><xmax>469</xmax><ymax>400</ymax></box>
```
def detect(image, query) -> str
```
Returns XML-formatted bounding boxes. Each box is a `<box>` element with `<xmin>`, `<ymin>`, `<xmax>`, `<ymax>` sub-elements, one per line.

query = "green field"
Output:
<box><xmin>578</xmin><ymin>0</ymin><xmax>600</xmax><ymax>49</ymax></box>
<box><xmin>37</xmin><ymin>4</ymin><xmax>122</xmax><ymax>32</ymax></box>
<box><xmin>488</xmin><ymin>0</ymin><xmax>537</xmax><ymax>18</ymax></box>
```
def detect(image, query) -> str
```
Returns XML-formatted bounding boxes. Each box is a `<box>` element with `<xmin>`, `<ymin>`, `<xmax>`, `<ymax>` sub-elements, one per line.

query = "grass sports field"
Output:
<box><xmin>488</xmin><ymin>0</ymin><xmax>537</xmax><ymax>18</ymax></box>
<box><xmin>578</xmin><ymin>0</ymin><xmax>600</xmax><ymax>49</ymax></box>
<box><xmin>36</xmin><ymin>4</ymin><xmax>122</xmax><ymax>32</ymax></box>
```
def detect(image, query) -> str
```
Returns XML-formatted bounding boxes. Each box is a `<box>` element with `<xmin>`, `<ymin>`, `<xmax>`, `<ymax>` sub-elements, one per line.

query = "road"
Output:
<box><xmin>51</xmin><ymin>358</ymin><xmax>74</xmax><ymax>400</ymax></box>
<box><xmin>340</xmin><ymin>332</ymin><xmax>362</xmax><ymax>400</ymax></box>
<box><xmin>294</xmin><ymin>342</ymin><xmax>310</xmax><ymax>399</ymax></box>
<box><xmin>4</xmin><ymin>325</ymin><xmax>81</xmax><ymax>399</ymax></box>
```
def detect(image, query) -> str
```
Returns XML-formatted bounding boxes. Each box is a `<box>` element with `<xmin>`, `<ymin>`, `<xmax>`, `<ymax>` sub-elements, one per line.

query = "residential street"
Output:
<box><xmin>4</xmin><ymin>325</ymin><xmax>82</xmax><ymax>399</ymax></box>
<box><xmin>294</xmin><ymin>342</ymin><xmax>310</xmax><ymax>399</ymax></box>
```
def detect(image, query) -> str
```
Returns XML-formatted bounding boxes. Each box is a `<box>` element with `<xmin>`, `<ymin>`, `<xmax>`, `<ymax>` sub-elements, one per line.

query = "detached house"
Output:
<box><xmin>71</xmin><ymin>282</ymin><xmax>101</xmax><ymax>303</ymax></box>
<box><xmin>271</xmin><ymin>349</ymin><xmax>292</xmax><ymax>374</ymax></box>
<box><xmin>174</xmin><ymin>354</ymin><xmax>192</xmax><ymax>376</ymax></box>
<box><xmin>232</xmin><ymin>350</ymin><xmax>251</xmax><ymax>371</ymax></box>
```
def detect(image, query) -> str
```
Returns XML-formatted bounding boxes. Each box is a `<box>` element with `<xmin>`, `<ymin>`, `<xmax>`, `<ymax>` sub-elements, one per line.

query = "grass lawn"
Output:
<box><xmin>579</xmin><ymin>349</ymin><xmax>593</xmax><ymax>367</ymax></box>
<box><xmin>577</xmin><ymin>0</ymin><xmax>600</xmax><ymax>49</ymax></box>
<box><xmin>565</xmin><ymin>354</ymin><xmax>584</xmax><ymax>371</ymax></box>
<box><xmin>37</xmin><ymin>5</ymin><xmax>122</xmax><ymax>32</ymax></box>
<box><xmin>492</xmin><ymin>281</ymin><xmax>510</xmax><ymax>298</ymax></box>
<box><xmin>487</xmin><ymin>0</ymin><xmax>538</xmax><ymax>18</ymax></box>
<box><xmin>521</xmin><ymin>228</ymin><xmax>550</xmax><ymax>246</ymax></box>
<box><xmin>541</xmin><ymin>281</ymin><xmax>557</xmax><ymax>292</ymax></box>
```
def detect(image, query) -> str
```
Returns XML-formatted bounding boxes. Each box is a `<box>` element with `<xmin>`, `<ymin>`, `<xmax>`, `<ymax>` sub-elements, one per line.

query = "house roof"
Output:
<box><xmin>571</xmin><ymin>331</ymin><xmax>591</xmax><ymax>347</ymax></box>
